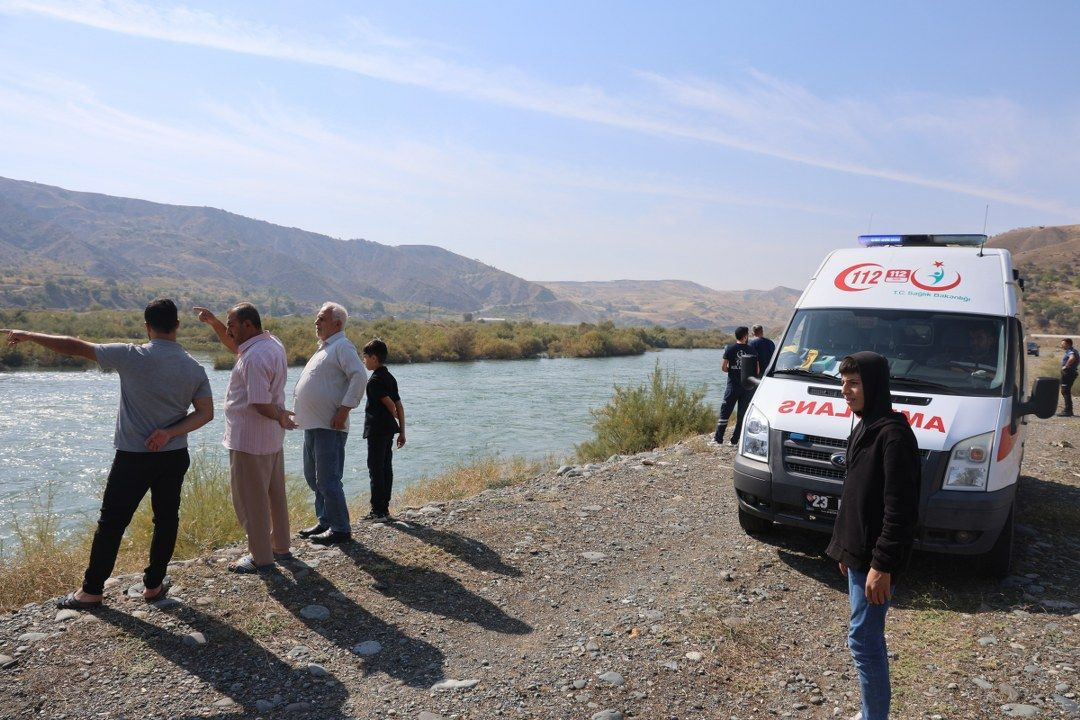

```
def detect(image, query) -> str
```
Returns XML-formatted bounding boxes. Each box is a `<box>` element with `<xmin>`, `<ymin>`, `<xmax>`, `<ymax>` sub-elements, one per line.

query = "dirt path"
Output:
<box><xmin>1</xmin><ymin>417</ymin><xmax>1077</xmax><ymax>719</ymax></box>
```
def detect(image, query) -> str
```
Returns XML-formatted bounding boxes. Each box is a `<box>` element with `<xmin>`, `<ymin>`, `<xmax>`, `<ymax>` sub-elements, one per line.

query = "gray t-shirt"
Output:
<box><xmin>95</xmin><ymin>340</ymin><xmax>213</xmax><ymax>453</ymax></box>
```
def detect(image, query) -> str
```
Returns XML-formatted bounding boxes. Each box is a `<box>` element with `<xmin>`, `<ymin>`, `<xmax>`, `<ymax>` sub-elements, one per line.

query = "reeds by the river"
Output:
<box><xmin>0</xmin><ymin>310</ymin><xmax>730</xmax><ymax>369</ymax></box>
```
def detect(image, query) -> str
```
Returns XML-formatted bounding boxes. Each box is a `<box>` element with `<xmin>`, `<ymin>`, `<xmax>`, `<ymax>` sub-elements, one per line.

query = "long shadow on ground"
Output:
<box><xmin>263</xmin><ymin>559</ymin><xmax>446</xmax><ymax>689</ymax></box>
<box><xmin>337</xmin><ymin>541</ymin><xmax>532</xmax><ymax>635</ymax></box>
<box><xmin>386</xmin><ymin>520</ymin><xmax>522</xmax><ymax>577</ymax></box>
<box><xmin>97</xmin><ymin>602</ymin><xmax>347</xmax><ymax>719</ymax></box>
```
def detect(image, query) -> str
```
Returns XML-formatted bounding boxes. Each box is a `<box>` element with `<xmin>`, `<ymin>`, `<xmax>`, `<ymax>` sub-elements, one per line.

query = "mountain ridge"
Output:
<box><xmin>0</xmin><ymin>177</ymin><xmax>567</xmax><ymax>318</ymax></box>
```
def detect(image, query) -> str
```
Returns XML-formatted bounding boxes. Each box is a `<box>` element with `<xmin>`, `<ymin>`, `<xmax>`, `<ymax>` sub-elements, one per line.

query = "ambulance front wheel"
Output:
<box><xmin>738</xmin><ymin>507</ymin><xmax>772</xmax><ymax>535</ymax></box>
<box><xmin>981</xmin><ymin>504</ymin><xmax>1014</xmax><ymax>578</ymax></box>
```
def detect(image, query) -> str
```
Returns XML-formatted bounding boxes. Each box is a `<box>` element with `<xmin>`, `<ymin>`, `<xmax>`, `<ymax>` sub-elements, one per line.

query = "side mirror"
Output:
<box><xmin>740</xmin><ymin>353</ymin><xmax>760</xmax><ymax>391</ymax></box>
<box><xmin>1015</xmin><ymin>377</ymin><xmax>1058</xmax><ymax>420</ymax></box>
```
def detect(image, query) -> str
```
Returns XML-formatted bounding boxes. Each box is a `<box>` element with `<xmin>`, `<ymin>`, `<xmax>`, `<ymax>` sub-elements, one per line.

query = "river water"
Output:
<box><xmin>0</xmin><ymin>349</ymin><xmax>726</xmax><ymax>542</ymax></box>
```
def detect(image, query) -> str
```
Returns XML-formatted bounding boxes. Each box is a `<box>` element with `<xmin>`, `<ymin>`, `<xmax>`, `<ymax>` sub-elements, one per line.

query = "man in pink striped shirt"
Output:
<box><xmin>195</xmin><ymin>303</ymin><xmax>296</xmax><ymax>573</ymax></box>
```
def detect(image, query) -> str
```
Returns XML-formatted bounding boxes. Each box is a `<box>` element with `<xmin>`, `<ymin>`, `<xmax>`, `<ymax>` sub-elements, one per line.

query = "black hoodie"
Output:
<box><xmin>825</xmin><ymin>352</ymin><xmax>921</xmax><ymax>577</ymax></box>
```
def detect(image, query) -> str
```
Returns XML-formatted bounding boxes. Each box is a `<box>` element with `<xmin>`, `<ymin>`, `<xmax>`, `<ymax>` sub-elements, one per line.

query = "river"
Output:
<box><xmin>0</xmin><ymin>348</ymin><xmax>727</xmax><ymax>542</ymax></box>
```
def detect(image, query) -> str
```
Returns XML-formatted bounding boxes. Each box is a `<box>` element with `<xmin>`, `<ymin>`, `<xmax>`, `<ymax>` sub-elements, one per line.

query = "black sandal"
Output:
<box><xmin>57</xmin><ymin>592</ymin><xmax>102</xmax><ymax>610</ymax></box>
<box><xmin>144</xmin><ymin>578</ymin><xmax>172</xmax><ymax>604</ymax></box>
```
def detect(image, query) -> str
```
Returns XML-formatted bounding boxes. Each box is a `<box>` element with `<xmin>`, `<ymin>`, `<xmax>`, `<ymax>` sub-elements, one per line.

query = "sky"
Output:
<box><xmin>1</xmin><ymin>1</ymin><xmax>1078</xmax><ymax>291</ymax></box>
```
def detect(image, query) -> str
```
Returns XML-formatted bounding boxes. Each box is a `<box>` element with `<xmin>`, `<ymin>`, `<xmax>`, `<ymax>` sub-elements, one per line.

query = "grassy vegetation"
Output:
<box><xmin>400</xmin><ymin>457</ymin><xmax>544</xmax><ymax>506</ymax></box>
<box><xmin>0</xmin><ymin>309</ymin><xmax>729</xmax><ymax>369</ymax></box>
<box><xmin>576</xmin><ymin>362</ymin><xmax>717</xmax><ymax>460</ymax></box>
<box><xmin>0</xmin><ymin>455</ymin><xmax>315</xmax><ymax>611</ymax></box>
<box><xmin>0</xmin><ymin>452</ymin><xmax>550</xmax><ymax>611</ymax></box>
<box><xmin>1020</xmin><ymin>260</ymin><xmax>1080</xmax><ymax>333</ymax></box>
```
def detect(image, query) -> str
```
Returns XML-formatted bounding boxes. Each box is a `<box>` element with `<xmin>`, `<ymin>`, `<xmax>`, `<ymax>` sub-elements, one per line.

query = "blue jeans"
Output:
<box><xmin>303</xmin><ymin>429</ymin><xmax>350</xmax><ymax>533</ymax></box>
<box><xmin>847</xmin><ymin>568</ymin><xmax>892</xmax><ymax>720</ymax></box>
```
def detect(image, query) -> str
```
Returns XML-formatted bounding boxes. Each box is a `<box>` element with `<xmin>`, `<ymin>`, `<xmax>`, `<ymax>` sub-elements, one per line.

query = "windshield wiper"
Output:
<box><xmin>772</xmin><ymin>369</ymin><xmax>840</xmax><ymax>383</ymax></box>
<box><xmin>888</xmin><ymin>376</ymin><xmax>955</xmax><ymax>393</ymax></box>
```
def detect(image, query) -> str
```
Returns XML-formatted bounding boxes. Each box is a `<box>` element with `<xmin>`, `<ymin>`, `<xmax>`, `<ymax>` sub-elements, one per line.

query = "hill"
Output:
<box><xmin>538</xmin><ymin>279</ymin><xmax>801</xmax><ymax>332</ymax></box>
<box><xmin>988</xmin><ymin>225</ymin><xmax>1080</xmax><ymax>333</ymax></box>
<box><xmin>0</xmin><ymin>177</ymin><xmax>578</xmax><ymax>320</ymax></box>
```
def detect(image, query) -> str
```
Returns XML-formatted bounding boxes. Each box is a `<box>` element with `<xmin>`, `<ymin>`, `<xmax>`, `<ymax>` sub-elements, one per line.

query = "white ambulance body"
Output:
<box><xmin>732</xmin><ymin>234</ymin><xmax>1058</xmax><ymax>574</ymax></box>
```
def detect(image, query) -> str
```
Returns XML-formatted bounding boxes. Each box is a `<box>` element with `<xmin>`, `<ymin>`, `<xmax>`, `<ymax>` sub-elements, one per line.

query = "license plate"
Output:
<box><xmin>805</xmin><ymin>492</ymin><xmax>840</xmax><ymax>516</ymax></box>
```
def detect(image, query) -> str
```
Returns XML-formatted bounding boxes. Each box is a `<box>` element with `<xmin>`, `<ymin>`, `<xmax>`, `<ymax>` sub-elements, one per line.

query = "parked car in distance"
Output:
<box><xmin>1026</xmin><ymin>341</ymin><xmax>1039</xmax><ymax>356</ymax></box>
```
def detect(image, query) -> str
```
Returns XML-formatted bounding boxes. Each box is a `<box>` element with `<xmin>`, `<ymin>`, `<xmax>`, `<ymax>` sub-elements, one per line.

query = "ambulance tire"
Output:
<box><xmin>738</xmin><ymin>507</ymin><xmax>772</xmax><ymax>535</ymax></box>
<box><xmin>982</xmin><ymin>504</ymin><xmax>1014</xmax><ymax>578</ymax></box>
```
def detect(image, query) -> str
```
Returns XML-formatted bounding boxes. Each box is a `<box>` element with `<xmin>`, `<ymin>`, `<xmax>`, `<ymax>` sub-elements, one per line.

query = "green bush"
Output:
<box><xmin>475</xmin><ymin>337</ymin><xmax>518</xmax><ymax>360</ymax></box>
<box><xmin>213</xmin><ymin>353</ymin><xmax>236</xmax><ymax>370</ymax></box>
<box><xmin>576</xmin><ymin>363</ymin><xmax>717</xmax><ymax>460</ymax></box>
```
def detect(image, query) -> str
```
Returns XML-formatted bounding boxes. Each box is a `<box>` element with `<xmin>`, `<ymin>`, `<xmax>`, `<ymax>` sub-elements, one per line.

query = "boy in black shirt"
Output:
<box><xmin>361</xmin><ymin>339</ymin><xmax>406</xmax><ymax>521</ymax></box>
<box><xmin>826</xmin><ymin>352</ymin><xmax>920</xmax><ymax>720</ymax></box>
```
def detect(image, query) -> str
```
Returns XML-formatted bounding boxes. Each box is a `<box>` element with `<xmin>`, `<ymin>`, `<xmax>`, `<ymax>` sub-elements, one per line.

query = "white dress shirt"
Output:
<box><xmin>292</xmin><ymin>331</ymin><xmax>367</xmax><ymax>431</ymax></box>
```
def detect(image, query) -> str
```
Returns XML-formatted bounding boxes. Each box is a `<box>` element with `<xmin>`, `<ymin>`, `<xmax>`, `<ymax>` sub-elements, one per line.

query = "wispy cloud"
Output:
<box><xmin>0</xmin><ymin>62</ymin><xmax>836</xmax><ymax>241</ymax></box>
<box><xmin>1</xmin><ymin>0</ymin><xmax>1074</xmax><ymax>216</ymax></box>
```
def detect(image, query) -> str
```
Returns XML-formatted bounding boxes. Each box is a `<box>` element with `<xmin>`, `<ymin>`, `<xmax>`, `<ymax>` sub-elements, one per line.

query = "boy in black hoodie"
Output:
<box><xmin>826</xmin><ymin>352</ymin><xmax>920</xmax><ymax>720</ymax></box>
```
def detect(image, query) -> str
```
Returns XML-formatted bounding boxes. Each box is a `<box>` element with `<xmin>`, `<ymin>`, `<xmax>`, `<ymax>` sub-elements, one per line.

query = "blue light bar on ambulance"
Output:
<box><xmin>858</xmin><ymin>234</ymin><xmax>987</xmax><ymax>247</ymax></box>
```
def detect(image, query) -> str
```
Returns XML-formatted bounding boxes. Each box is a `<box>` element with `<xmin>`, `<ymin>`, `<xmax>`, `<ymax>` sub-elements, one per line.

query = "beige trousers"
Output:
<box><xmin>229</xmin><ymin>449</ymin><xmax>290</xmax><ymax>566</ymax></box>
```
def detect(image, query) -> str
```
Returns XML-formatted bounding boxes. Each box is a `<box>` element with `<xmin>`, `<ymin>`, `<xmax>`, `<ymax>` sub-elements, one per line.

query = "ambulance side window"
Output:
<box><xmin>1010</xmin><ymin>318</ymin><xmax>1024</xmax><ymax>399</ymax></box>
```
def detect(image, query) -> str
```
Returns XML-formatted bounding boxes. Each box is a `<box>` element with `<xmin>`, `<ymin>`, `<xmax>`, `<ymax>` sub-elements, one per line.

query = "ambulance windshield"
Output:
<box><xmin>771</xmin><ymin>309</ymin><xmax>1008</xmax><ymax>396</ymax></box>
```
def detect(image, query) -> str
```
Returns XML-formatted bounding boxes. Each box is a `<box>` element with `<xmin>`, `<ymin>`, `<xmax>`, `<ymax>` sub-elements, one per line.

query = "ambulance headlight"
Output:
<box><xmin>740</xmin><ymin>405</ymin><xmax>770</xmax><ymax>462</ymax></box>
<box><xmin>943</xmin><ymin>431</ymin><xmax>994</xmax><ymax>491</ymax></box>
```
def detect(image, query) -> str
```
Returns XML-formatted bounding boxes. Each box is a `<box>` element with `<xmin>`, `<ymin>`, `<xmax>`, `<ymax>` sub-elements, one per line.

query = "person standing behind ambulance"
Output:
<box><xmin>1060</xmin><ymin>338</ymin><xmax>1078</xmax><ymax>417</ymax></box>
<box><xmin>748</xmin><ymin>324</ymin><xmax>775</xmax><ymax>377</ymax></box>
<box><xmin>714</xmin><ymin>326</ymin><xmax>755</xmax><ymax>445</ymax></box>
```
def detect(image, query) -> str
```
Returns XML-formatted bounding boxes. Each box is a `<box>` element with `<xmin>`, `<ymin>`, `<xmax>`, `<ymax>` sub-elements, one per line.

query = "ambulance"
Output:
<box><xmin>731</xmin><ymin>234</ymin><xmax>1059</xmax><ymax>574</ymax></box>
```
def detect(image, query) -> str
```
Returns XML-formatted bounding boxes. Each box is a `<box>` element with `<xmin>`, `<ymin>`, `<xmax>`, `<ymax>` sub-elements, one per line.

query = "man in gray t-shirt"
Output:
<box><xmin>3</xmin><ymin>299</ymin><xmax>214</xmax><ymax>609</ymax></box>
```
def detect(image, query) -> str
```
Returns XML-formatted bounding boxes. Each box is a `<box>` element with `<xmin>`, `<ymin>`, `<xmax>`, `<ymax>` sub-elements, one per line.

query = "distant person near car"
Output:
<box><xmin>293</xmin><ymin>302</ymin><xmax>367</xmax><ymax>545</ymax></box>
<box><xmin>827</xmin><ymin>352</ymin><xmax>921</xmax><ymax>720</ymax></box>
<box><xmin>361</xmin><ymin>338</ymin><xmax>405</xmax><ymax>522</ymax></box>
<box><xmin>714</xmin><ymin>326</ymin><xmax>756</xmax><ymax>445</ymax></box>
<box><xmin>748</xmin><ymin>324</ymin><xmax>775</xmax><ymax>377</ymax></box>
<box><xmin>195</xmin><ymin>303</ymin><xmax>297</xmax><ymax>572</ymax></box>
<box><xmin>1060</xmin><ymin>338</ymin><xmax>1078</xmax><ymax>417</ymax></box>
<box><xmin>3</xmin><ymin>299</ymin><xmax>214</xmax><ymax>609</ymax></box>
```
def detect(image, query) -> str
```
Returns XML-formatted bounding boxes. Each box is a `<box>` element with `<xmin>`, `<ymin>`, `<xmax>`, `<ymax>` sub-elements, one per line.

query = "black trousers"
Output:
<box><xmin>367</xmin><ymin>433</ymin><xmax>395</xmax><ymax>515</ymax></box>
<box><xmin>715</xmin><ymin>381</ymin><xmax>752</xmax><ymax>442</ymax></box>
<box><xmin>1063</xmin><ymin>371</ymin><xmax>1077</xmax><ymax>415</ymax></box>
<box><xmin>82</xmin><ymin>449</ymin><xmax>189</xmax><ymax>595</ymax></box>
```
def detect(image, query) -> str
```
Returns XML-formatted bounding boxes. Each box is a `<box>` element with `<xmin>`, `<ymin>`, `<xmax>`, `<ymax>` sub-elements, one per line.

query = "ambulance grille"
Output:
<box><xmin>782</xmin><ymin>432</ymin><xmax>847</xmax><ymax>481</ymax></box>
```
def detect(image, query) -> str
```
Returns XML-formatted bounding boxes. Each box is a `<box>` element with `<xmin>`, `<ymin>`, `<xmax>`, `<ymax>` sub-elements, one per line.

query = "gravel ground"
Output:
<box><xmin>0</xmin><ymin>416</ymin><xmax>1077</xmax><ymax>720</ymax></box>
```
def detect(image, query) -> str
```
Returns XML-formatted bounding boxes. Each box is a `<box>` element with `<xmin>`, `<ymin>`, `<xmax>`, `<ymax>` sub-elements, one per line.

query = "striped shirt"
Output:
<box><xmin>223</xmin><ymin>332</ymin><xmax>288</xmax><ymax>455</ymax></box>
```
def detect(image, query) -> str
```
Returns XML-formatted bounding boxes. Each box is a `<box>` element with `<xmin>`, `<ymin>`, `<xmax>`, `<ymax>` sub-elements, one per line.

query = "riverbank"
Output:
<box><xmin>1</xmin><ymin>417</ymin><xmax>1077</xmax><ymax>718</ymax></box>
<box><xmin>0</xmin><ymin>455</ymin><xmax>544</xmax><ymax>611</ymax></box>
<box><xmin>0</xmin><ymin>310</ymin><xmax>731</xmax><ymax>369</ymax></box>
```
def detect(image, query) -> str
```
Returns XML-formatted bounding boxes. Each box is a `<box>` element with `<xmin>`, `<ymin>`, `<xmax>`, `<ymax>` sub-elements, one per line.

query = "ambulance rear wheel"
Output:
<box><xmin>738</xmin><ymin>507</ymin><xmax>772</xmax><ymax>535</ymax></box>
<box><xmin>982</xmin><ymin>504</ymin><xmax>1013</xmax><ymax>578</ymax></box>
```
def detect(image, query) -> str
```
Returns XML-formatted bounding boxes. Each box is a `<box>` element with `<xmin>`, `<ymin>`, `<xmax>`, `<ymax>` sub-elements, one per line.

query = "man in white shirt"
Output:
<box><xmin>292</xmin><ymin>302</ymin><xmax>367</xmax><ymax>544</ymax></box>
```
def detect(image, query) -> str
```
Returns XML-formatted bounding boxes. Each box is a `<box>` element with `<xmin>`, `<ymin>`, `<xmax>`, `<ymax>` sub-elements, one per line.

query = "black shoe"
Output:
<box><xmin>361</xmin><ymin>511</ymin><xmax>381</xmax><ymax>522</ymax></box>
<box><xmin>372</xmin><ymin>513</ymin><xmax>393</xmax><ymax>524</ymax></box>
<box><xmin>298</xmin><ymin>524</ymin><xmax>327</xmax><ymax>538</ymax></box>
<box><xmin>729</xmin><ymin>437</ymin><xmax>739</xmax><ymax>446</ymax></box>
<box><xmin>1058</xmin><ymin>412</ymin><xmax>1075</xmax><ymax>417</ymax></box>
<box><xmin>309</xmin><ymin>530</ymin><xmax>352</xmax><ymax>545</ymax></box>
